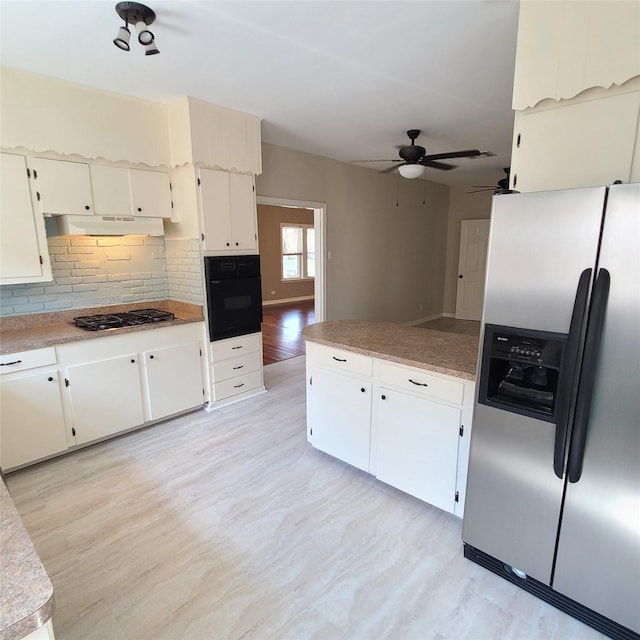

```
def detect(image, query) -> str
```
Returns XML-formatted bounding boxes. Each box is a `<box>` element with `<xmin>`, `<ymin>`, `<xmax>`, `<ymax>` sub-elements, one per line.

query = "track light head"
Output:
<box><xmin>144</xmin><ymin>41</ymin><xmax>160</xmax><ymax>56</ymax></box>
<box><xmin>113</xmin><ymin>25</ymin><xmax>131</xmax><ymax>51</ymax></box>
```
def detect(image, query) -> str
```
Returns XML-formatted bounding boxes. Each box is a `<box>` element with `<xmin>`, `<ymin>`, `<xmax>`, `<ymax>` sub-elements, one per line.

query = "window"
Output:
<box><xmin>281</xmin><ymin>224</ymin><xmax>315</xmax><ymax>280</ymax></box>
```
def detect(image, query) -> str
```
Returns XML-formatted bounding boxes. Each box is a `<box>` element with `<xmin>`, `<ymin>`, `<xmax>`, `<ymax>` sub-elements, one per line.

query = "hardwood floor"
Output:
<box><xmin>261</xmin><ymin>299</ymin><xmax>315</xmax><ymax>365</ymax></box>
<box><xmin>5</xmin><ymin>356</ymin><xmax>605</xmax><ymax>640</ymax></box>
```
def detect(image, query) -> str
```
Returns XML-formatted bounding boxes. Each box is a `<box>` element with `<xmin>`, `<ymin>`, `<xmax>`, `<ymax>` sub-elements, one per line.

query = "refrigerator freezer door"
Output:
<box><xmin>553</xmin><ymin>183</ymin><xmax>640</xmax><ymax>633</ymax></box>
<box><xmin>482</xmin><ymin>187</ymin><xmax>606</xmax><ymax>333</ymax></box>
<box><xmin>463</xmin><ymin>403</ymin><xmax>564</xmax><ymax>583</ymax></box>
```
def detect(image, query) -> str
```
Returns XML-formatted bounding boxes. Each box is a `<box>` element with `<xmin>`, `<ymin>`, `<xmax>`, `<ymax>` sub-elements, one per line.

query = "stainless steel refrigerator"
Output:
<box><xmin>462</xmin><ymin>183</ymin><xmax>640</xmax><ymax>640</ymax></box>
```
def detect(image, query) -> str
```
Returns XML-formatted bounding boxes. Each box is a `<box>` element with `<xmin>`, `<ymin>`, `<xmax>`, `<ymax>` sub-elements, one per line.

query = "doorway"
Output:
<box><xmin>455</xmin><ymin>219</ymin><xmax>490</xmax><ymax>321</ymax></box>
<box><xmin>256</xmin><ymin>196</ymin><xmax>326</xmax><ymax>364</ymax></box>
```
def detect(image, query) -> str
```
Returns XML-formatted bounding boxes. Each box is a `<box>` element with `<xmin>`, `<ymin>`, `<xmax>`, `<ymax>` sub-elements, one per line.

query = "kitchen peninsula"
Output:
<box><xmin>302</xmin><ymin>320</ymin><xmax>479</xmax><ymax>517</ymax></box>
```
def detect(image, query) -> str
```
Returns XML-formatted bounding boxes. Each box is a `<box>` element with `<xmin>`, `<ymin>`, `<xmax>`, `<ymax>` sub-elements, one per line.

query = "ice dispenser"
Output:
<box><xmin>477</xmin><ymin>324</ymin><xmax>567</xmax><ymax>422</ymax></box>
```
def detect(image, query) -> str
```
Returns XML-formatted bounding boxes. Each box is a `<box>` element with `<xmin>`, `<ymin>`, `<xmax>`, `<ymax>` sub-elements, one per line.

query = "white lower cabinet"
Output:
<box><xmin>307</xmin><ymin>368</ymin><xmax>372</xmax><ymax>472</ymax></box>
<box><xmin>375</xmin><ymin>389</ymin><xmax>461</xmax><ymax>513</ymax></box>
<box><xmin>209</xmin><ymin>332</ymin><xmax>264</xmax><ymax>404</ymax></box>
<box><xmin>66</xmin><ymin>354</ymin><xmax>145</xmax><ymax>445</ymax></box>
<box><xmin>0</xmin><ymin>348</ymin><xmax>68</xmax><ymax>470</ymax></box>
<box><xmin>144</xmin><ymin>341</ymin><xmax>204</xmax><ymax>420</ymax></box>
<box><xmin>58</xmin><ymin>322</ymin><xmax>205</xmax><ymax>448</ymax></box>
<box><xmin>305</xmin><ymin>342</ymin><xmax>474</xmax><ymax>516</ymax></box>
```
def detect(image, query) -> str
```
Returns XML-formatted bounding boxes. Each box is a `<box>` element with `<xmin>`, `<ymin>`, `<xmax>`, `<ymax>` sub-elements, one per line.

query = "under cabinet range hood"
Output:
<box><xmin>57</xmin><ymin>215</ymin><xmax>164</xmax><ymax>236</ymax></box>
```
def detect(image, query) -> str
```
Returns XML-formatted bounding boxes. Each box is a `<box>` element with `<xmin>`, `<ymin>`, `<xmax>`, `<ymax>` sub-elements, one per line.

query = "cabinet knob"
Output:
<box><xmin>85</xmin><ymin>205</ymin><xmax>90</xmax><ymax>210</ymax></box>
<box><xmin>226</xmin><ymin>242</ymin><xmax>230</xmax><ymax>247</ymax></box>
<box><xmin>149</xmin><ymin>355</ymin><xmax>154</xmax><ymax>359</ymax></box>
<box><xmin>235</xmin><ymin>242</ymin><xmax>239</xmax><ymax>246</ymax></box>
<box><xmin>381</xmin><ymin>394</ymin><xmax>386</xmax><ymax>400</ymax></box>
<box><xmin>360</xmin><ymin>387</ymin><xmax>366</xmax><ymax>393</ymax></box>
<box><xmin>138</xmin><ymin>207</ymin><xmax>142</xmax><ymax>212</ymax></box>
<box><xmin>48</xmin><ymin>376</ymin><xmax>54</xmax><ymax>382</ymax></box>
<box><xmin>131</xmin><ymin>359</ymin><xmax>136</xmax><ymax>363</ymax></box>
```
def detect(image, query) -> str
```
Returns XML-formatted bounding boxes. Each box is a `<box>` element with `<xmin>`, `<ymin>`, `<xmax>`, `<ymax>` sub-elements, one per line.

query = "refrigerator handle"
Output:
<box><xmin>567</xmin><ymin>268</ymin><xmax>611</xmax><ymax>483</ymax></box>
<box><xmin>553</xmin><ymin>268</ymin><xmax>592</xmax><ymax>478</ymax></box>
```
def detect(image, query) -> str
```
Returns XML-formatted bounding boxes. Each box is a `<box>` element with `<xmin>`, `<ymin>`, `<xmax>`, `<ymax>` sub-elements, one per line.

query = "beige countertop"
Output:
<box><xmin>0</xmin><ymin>480</ymin><xmax>54</xmax><ymax>640</ymax></box>
<box><xmin>302</xmin><ymin>320</ymin><xmax>479</xmax><ymax>381</ymax></box>
<box><xmin>0</xmin><ymin>300</ymin><xmax>204</xmax><ymax>356</ymax></box>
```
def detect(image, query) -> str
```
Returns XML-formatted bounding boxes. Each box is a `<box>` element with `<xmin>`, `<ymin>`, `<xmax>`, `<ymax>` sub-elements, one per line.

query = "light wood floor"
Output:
<box><xmin>5</xmin><ymin>356</ymin><xmax>604</xmax><ymax>640</ymax></box>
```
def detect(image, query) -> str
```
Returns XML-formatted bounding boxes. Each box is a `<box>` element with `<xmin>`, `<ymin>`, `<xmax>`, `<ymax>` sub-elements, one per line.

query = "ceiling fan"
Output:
<box><xmin>467</xmin><ymin>167</ymin><xmax>512</xmax><ymax>194</ymax></box>
<box><xmin>354</xmin><ymin>129</ymin><xmax>491</xmax><ymax>179</ymax></box>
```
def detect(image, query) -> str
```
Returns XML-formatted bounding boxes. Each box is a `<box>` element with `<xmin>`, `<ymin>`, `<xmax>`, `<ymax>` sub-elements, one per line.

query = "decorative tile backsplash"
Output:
<box><xmin>0</xmin><ymin>235</ymin><xmax>204</xmax><ymax>317</ymax></box>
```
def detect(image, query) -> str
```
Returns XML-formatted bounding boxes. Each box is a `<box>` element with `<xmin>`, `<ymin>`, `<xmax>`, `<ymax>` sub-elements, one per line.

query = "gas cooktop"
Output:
<box><xmin>73</xmin><ymin>308</ymin><xmax>175</xmax><ymax>331</ymax></box>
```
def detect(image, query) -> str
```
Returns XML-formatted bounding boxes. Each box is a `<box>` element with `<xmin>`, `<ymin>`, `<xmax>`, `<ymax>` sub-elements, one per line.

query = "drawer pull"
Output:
<box><xmin>332</xmin><ymin>356</ymin><xmax>347</xmax><ymax>362</ymax></box>
<box><xmin>233</xmin><ymin>383</ymin><xmax>245</xmax><ymax>388</ymax></box>
<box><xmin>233</xmin><ymin>365</ymin><xmax>244</xmax><ymax>370</ymax></box>
<box><xmin>409</xmin><ymin>378</ymin><xmax>429</xmax><ymax>387</ymax></box>
<box><xmin>232</xmin><ymin>345</ymin><xmax>243</xmax><ymax>350</ymax></box>
<box><xmin>361</xmin><ymin>387</ymin><xmax>366</xmax><ymax>393</ymax></box>
<box><xmin>48</xmin><ymin>376</ymin><xmax>54</xmax><ymax>382</ymax></box>
<box><xmin>0</xmin><ymin>360</ymin><xmax>22</xmax><ymax>366</ymax></box>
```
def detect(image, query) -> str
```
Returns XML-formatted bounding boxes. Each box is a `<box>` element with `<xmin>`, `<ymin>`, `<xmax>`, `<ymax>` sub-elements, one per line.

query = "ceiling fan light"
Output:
<box><xmin>113</xmin><ymin>25</ymin><xmax>131</xmax><ymax>51</ymax></box>
<box><xmin>398</xmin><ymin>164</ymin><xmax>425</xmax><ymax>179</ymax></box>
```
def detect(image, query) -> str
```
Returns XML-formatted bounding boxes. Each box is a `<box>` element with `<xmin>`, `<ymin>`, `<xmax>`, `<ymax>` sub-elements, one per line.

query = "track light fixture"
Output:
<box><xmin>114</xmin><ymin>2</ymin><xmax>159</xmax><ymax>55</ymax></box>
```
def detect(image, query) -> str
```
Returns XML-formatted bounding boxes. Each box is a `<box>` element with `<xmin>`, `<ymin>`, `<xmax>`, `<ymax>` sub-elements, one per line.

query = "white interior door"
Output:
<box><xmin>455</xmin><ymin>219</ymin><xmax>490</xmax><ymax>321</ymax></box>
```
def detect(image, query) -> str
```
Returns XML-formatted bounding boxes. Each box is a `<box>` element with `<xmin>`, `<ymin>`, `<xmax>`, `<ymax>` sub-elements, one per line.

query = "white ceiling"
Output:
<box><xmin>0</xmin><ymin>0</ymin><xmax>520</xmax><ymax>188</ymax></box>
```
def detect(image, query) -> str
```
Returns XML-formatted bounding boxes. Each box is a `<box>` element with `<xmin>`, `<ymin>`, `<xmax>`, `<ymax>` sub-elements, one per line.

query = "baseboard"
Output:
<box><xmin>406</xmin><ymin>313</ymin><xmax>445</xmax><ymax>326</ymax></box>
<box><xmin>263</xmin><ymin>296</ymin><xmax>314</xmax><ymax>307</ymax></box>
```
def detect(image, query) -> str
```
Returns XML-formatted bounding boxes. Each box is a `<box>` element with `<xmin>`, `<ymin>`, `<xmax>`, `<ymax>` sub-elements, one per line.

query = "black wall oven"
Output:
<box><xmin>204</xmin><ymin>255</ymin><xmax>263</xmax><ymax>341</ymax></box>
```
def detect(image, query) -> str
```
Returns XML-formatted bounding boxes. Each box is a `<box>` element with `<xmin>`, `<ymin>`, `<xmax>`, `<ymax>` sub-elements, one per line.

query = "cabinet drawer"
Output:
<box><xmin>212</xmin><ymin>370</ymin><xmax>263</xmax><ymax>401</ymax></box>
<box><xmin>306</xmin><ymin>343</ymin><xmax>373</xmax><ymax>377</ymax></box>
<box><xmin>211</xmin><ymin>333</ymin><xmax>261</xmax><ymax>361</ymax></box>
<box><xmin>378</xmin><ymin>361</ymin><xmax>464</xmax><ymax>406</ymax></box>
<box><xmin>0</xmin><ymin>347</ymin><xmax>57</xmax><ymax>375</ymax></box>
<box><xmin>211</xmin><ymin>351</ymin><xmax>262</xmax><ymax>383</ymax></box>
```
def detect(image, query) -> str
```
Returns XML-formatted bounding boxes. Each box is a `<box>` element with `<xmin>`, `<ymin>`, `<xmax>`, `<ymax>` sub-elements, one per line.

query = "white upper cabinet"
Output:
<box><xmin>168</xmin><ymin>96</ymin><xmax>262</xmax><ymax>174</ymax></box>
<box><xmin>130</xmin><ymin>169</ymin><xmax>173</xmax><ymax>218</ymax></box>
<box><xmin>90</xmin><ymin>165</ymin><xmax>173</xmax><ymax>218</ymax></box>
<box><xmin>198</xmin><ymin>169</ymin><xmax>257</xmax><ymax>253</ymax></box>
<box><xmin>33</xmin><ymin>157</ymin><xmax>94</xmax><ymax>215</ymax></box>
<box><xmin>0</xmin><ymin>152</ymin><xmax>52</xmax><ymax>285</ymax></box>
<box><xmin>513</xmin><ymin>1</ymin><xmax>640</xmax><ymax>110</ymax></box>
<box><xmin>90</xmin><ymin>165</ymin><xmax>133</xmax><ymax>215</ymax></box>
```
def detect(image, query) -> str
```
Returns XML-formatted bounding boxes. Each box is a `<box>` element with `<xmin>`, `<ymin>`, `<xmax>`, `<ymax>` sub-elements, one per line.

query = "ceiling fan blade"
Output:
<box><xmin>466</xmin><ymin>187</ymin><xmax>497</xmax><ymax>194</ymax></box>
<box><xmin>420</xmin><ymin>159</ymin><xmax>457</xmax><ymax>171</ymax></box>
<box><xmin>380</xmin><ymin>162</ymin><xmax>406</xmax><ymax>174</ymax></box>
<box><xmin>422</xmin><ymin>149</ymin><xmax>482</xmax><ymax>161</ymax></box>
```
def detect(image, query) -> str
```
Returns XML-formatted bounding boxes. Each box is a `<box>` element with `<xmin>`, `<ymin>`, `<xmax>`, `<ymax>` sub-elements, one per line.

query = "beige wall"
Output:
<box><xmin>256</xmin><ymin>143</ymin><xmax>450</xmax><ymax>323</ymax></box>
<box><xmin>257</xmin><ymin>204</ymin><xmax>315</xmax><ymax>303</ymax></box>
<box><xmin>443</xmin><ymin>187</ymin><xmax>494</xmax><ymax>315</ymax></box>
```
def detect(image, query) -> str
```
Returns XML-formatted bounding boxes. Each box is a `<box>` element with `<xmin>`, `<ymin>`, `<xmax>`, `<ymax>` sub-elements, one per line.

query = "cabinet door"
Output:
<box><xmin>90</xmin><ymin>165</ymin><xmax>133</xmax><ymax>216</ymax></box>
<box><xmin>130</xmin><ymin>169</ymin><xmax>173</xmax><ymax>218</ymax></box>
<box><xmin>0</xmin><ymin>370</ymin><xmax>68</xmax><ymax>469</ymax></box>
<box><xmin>34</xmin><ymin>158</ymin><xmax>93</xmax><ymax>215</ymax></box>
<box><xmin>228</xmin><ymin>172</ymin><xmax>257</xmax><ymax>251</ymax></box>
<box><xmin>0</xmin><ymin>153</ymin><xmax>48</xmax><ymax>283</ymax></box>
<box><xmin>376</xmin><ymin>389</ymin><xmax>461</xmax><ymax>513</ymax></box>
<box><xmin>66</xmin><ymin>354</ymin><xmax>144</xmax><ymax>444</ymax></box>
<box><xmin>144</xmin><ymin>342</ymin><xmax>203</xmax><ymax>420</ymax></box>
<box><xmin>307</xmin><ymin>368</ymin><xmax>372</xmax><ymax>471</ymax></box>
<box><xmin>199</xmin><ymin>168</ymin><xmax>231</xmax><ymax>250</ymax></box>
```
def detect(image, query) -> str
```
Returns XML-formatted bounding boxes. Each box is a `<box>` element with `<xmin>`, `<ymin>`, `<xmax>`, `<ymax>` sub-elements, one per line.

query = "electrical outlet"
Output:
<box><xmin>271</xmin><ymin>290</ymin><xmax>276</xmax><ymax>295</ymax></box>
